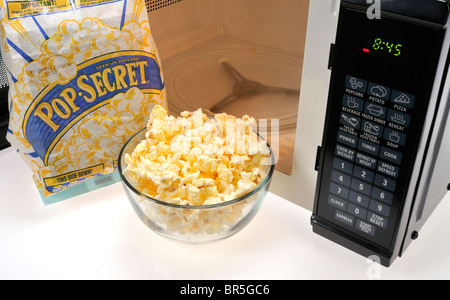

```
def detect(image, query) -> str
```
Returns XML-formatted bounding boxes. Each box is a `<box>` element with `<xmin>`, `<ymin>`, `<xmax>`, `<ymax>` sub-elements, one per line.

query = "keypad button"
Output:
<box><xmin>367</xmin><ymin>212</ymin><xmax>388</xmax><ymax>229</ymax></box>
<box><xmin>374</xmin><ymin>174</ymin><xmax>396</xmax><ymax>192</ymax></box>
<box><xmin>358</xmin><ymin>139</ymin><xmax>380</xmax><ymax>156</ymax></box>
<box><xmin>345</xmin><ymin>75</ymin><xmax>367</xmax><ymax>93</ymax></box>
<box><xmin>331</xmin><ymin>170</ymin><xmax>351</xmax><ymax>187</ymax></box>
<box><xmin>355</xmin><ymin>152</ymin><xmax>377</xmax><ymax>170</ymax></box>
<box><xmin>368</xmin><ymin>82</ymin><xmax>391</xmax><ymax>101</ymax></box>
<box><xmin>349</xmin><ymin>191</ymin><xmax>370</xmax><ymax>208</ymax></box>
<box><xmin>335</xmin><ymin>210</ymin><xmax>355</xmax><ymax>227</ymax></box>
<box><xmin>343</xmin><ymin>94</ymin><xmax>364</xmax><ymax>112</ymax></box>
<box><xmin>377</xmin><ymin>160</ymin><xmax>400</xmax><ymax>178</ymax></box>
<box><xmin>328</xmin><ymin>195</ymin><xmax>347</xmax><ymax>210</ymax></box>
<box><xmin>384</xmin><ymin>128</ymin><xmax>406</xmax><ymax>146</ymax></box>
<box><xmin>337</xmin><ymin>130</ymin><xmax>358</xmax><ymax>148</ymax></box>
<box><xmin>351</xmin><ymin>178</ymin><xmax>372</xmax><ymax>196</ymax></box>
<box><xmin>347</xmin><ymin>202</ymin><xmax>368</xmax><ymax>219</ymax></box>
<box><xmin>335</xmin><ymin>144</ymin><xmax>356</xmax><ymax>162</ymax></box>
<box><xmin>371</xmin><ymin>187</ymin><xmax>393</xmax><ymax>205</ymax></box>
<box><xmin>340</xmin><ymin>112</ymin><xmax>361</xmax><ymax>129</ymax></box>
<box><xmin>388</xmin><ymin>109</ymin><xmax>411</xmax><ymax>128</ymax></box>
<box><xmin>330</xmin><ymin>182</ymin><xmax>349</xmax><ymax>199</ymax></box>
<box><xmin>333</xmin><ymin>157</ymin><xmax>354</xmax><ymax>175</ymax></box>
<box><xmin>364</xmin><ymin>102</ymin><xmax>387</xmax><ymax>119</ymax></box>
<box><xmin>362</xmin><ymin>120</ymin><xmax>383</xmax><ymax>138</ymax></box>
<box><xmin>353</xmin><ymin>165</ymin><xmax>374</xmax><ymax>183</ymax></box>
<box><xmin>356</xmin><ymin>219</ymin><xmax>376</xmax><ymax>236</ymax></box>
<box><xmin>380</xmin><ymin>146</ymin><xmax>402</xmax><ymax>165</ymax></box>
<box><xmin>369</xmin><ymin>200</ymin><xmax>391</xmax><ymax>217</ymax></box>
<box><xmin>391</xmin><ymin>90</ymin><xmax>415</xmax><ymax>109</ymax></box>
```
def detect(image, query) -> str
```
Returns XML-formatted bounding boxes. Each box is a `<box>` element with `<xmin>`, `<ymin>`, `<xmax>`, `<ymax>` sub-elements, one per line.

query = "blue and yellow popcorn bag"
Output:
<box><xmin>0</xmin><ymin>0</ymin><xmax>167</xmax><ymax>198</ymax></box>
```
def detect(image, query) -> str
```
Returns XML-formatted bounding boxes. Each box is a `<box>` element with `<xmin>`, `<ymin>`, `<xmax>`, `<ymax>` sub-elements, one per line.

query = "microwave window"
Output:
<box><xmin>148</xmin><ymin>0</ymin><xmax>310</xmax><ymax>175</ymax></box>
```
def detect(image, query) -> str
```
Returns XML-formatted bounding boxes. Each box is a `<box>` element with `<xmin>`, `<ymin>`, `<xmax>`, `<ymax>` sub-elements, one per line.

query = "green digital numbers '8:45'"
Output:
<box><xmin>373</xmin><ymin>38</ymin><xmax>402</xmax><ymax>56</ymax></box>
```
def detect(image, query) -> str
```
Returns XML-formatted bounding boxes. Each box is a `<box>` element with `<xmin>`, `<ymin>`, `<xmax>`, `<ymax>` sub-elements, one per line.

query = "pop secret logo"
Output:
<box><xmin>22</xmin><ymin>50</ymin><xmax>164</xmax><ymax>165</ymax></box>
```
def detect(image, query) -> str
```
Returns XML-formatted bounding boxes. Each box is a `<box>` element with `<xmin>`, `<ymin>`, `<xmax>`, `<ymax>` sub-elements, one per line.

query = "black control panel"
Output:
<box><xmin>312</xmin><ymin>2</ymin><xmax>447</xmax><ymax>264</ymax></box>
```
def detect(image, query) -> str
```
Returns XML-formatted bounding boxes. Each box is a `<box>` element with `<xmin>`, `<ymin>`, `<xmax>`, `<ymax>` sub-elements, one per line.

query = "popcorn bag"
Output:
<box><xmin>0</xmin><ymin>0</ymin><xmax>167</xmax><ymax>203</ymax></box>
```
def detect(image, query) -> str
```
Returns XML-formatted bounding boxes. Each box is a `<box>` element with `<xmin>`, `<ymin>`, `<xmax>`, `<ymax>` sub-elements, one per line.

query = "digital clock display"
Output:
<box><xmin>372</xmin><ymin>37</ymin><xmax>402</xmax><ymax>56</ymax></box>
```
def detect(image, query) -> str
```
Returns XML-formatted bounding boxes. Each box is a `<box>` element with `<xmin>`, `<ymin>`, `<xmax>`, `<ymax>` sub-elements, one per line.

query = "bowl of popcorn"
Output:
<box><xmin>118</xmin><ymin>105</ymin><xmax>275</xmax><ymax>244</ymax></box>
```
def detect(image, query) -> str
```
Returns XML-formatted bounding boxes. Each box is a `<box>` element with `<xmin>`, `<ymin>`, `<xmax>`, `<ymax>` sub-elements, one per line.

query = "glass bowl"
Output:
<box><xmin>118</xmin><ymin>128</ymin><xmax>275</xmax><ymax>244</ymax></box>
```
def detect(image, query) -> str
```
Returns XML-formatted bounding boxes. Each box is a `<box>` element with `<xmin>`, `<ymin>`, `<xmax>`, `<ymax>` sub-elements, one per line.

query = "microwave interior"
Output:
<box><xmin>146</xmin><ymin>0</ymin><xmax>310</xmax><ymax>181</ymax></box>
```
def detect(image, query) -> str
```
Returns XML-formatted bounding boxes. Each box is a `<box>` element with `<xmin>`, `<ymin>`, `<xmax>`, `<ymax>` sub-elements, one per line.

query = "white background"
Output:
<box><xmin>1</xmin><ymin>147</ymin><xmax>449</xmax><ymax>280</ymax></box>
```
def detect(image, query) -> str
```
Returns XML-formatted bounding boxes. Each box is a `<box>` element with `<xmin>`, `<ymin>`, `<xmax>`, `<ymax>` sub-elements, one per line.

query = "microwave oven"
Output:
<box><xmin>146</xmin><ymin>0</ymin><xmax>449</xmax><ymax>266</ymax></box>
<box><xmin>311</xmin><ymin>0</ymin><xmax>450</xmax><ymax>267</ymax></box>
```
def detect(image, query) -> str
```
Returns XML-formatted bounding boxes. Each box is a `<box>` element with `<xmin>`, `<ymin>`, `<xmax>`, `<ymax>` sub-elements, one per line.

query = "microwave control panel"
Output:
<box><xmin>312</xmin><ymin>2</ymin><xmax>446</xmax><ymax>263</ymax></box>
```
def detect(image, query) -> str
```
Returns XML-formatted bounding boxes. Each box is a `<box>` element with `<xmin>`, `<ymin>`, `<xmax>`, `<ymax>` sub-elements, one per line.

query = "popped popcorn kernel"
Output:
<box><xmin>125</xmin><ymin>105</ymin><xmax>271</xmax><ymax>206</ymax></box>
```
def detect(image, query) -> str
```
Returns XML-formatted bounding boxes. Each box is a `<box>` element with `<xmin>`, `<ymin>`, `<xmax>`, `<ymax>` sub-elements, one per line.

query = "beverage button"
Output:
<box><xmin>358</xmin><ymin>139</ymin><xmax>380</xmax><ymax>156</ymax></box>
<box><xmin>347</xmin><ymin>202</ymin><xmax>368</xmax><ymax>219</ymax></box>
<box><xmin>349</xmin><ymin>191</ymin><xmax>370</xmax><ymax>208</ymax></box>
<box><xmin>353</xmin><ymin>165</ymin><xmax>374</xmax><ymax>183</ymax></box>
<box><xmin>371</xmin><ymin>187</ymin><xmax>393</xmax><ymax>205</ymax></box>
<box><xmin>362</xmin><ymin>120</ymin><xmax>383</xmax><ymax>137</ymax></box>
<box><xmin>335</xmin><ymin>210</ymin><xmax>355</xmax><ymax>227</ymax></box>
<box><xmin>380</xmin><ymin>146</ymin><xmax>402</xmax><ymax>165</ymax></box>
<box><xmin>369</xmin><ymin>199</ymin><xmax>391</xmax><ymax>217</ymax></box>
<box><xmin>343</xmin><ymin>94</ymin><xmax>364</xmax><ymax>112</ymax></box>
<box><xmin>351</xmin><ymin>178</ymin><xmax>372</xmax><ymax>196</ymax></box>
<box><xmin>391</xmin><ymin>90</ymin><xmax>415</xmax><ymax>109</ymax></box>
<box><xmin>333</xmin><ymin>157</ymin><xmax>354</xmax><ymax>175</ymax></box>
<box><xmin>384</xmin><ymin>128</ymin><xmax>406</xmax><ymax>146</ymax></box>
<box><xmin>368</xmin><ymin>82</ymin><xmax>391</xmax><ymax>101</ymax></box>
<box><xmin>337</xmin><ymin>130</ymin><xmax>358</xmax><ymax>148</ymax></box>
<box><xmin>345</xmin><ymin>75</ymin><xmax>367</xmax><ymax>93</ymax></box>
<box><xmin>356</xmin><ymin>219</ymin><xmax>376</xmax><ymax>236</ymax></box>
<box><xmin>330</xmin><ymin>182</ymin><xmax>349</xmax><ymax>199</ymax></box>
<box><xmin>374</xmin><ymin>174</ymin><xmax>396</xmax><ymax>192</ymax></box>
<box><xmin>388</xmin><ymin>109</ymin><xmax>411</xmax><ymax>128</ymax></box>
<box><xmin>328</xmin><ymin>195</ymin><xmax>348</xmax><ymax>210</ymax></box>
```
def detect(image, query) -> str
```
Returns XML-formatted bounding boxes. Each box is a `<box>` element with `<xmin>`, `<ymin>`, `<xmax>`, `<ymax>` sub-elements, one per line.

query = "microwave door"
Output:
<box><xmin>400</xmin><ymin>63</ymin><xmax>450</xmax><ymax>257</ymax></box>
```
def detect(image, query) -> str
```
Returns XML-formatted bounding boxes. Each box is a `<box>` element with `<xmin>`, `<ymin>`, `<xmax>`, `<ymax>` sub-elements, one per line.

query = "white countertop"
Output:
<box><xmin>1</xmin><ymin>147</ymin><xmax>450</xmax><ymax>280</ymax></box>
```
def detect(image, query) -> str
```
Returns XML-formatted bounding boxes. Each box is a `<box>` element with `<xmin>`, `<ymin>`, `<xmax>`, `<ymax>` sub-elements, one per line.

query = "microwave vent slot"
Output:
<box><xmin>145</xmin><ymin>0</ymin><xmax>183</xmax><ymax>12</ymax></box>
